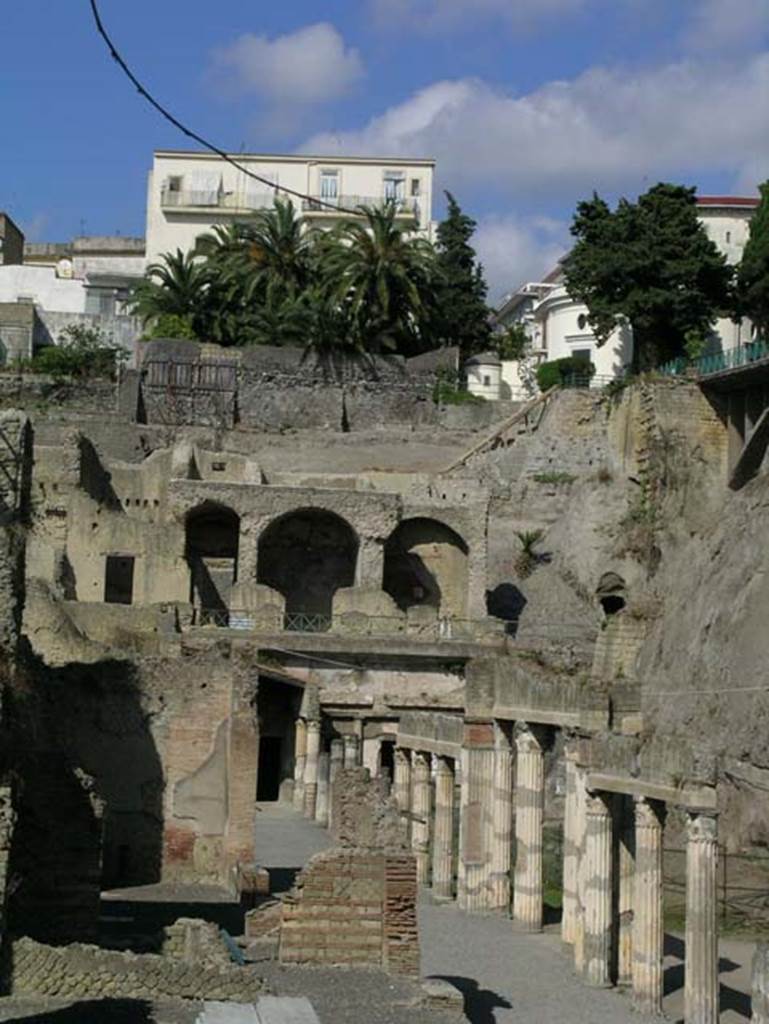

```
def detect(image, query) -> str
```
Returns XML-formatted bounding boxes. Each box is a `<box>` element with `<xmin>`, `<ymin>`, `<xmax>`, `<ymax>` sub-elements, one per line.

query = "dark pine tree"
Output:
<box><xmin>432</xmin><ymin>192</ymin><xmax>492</xmax><ymax>361</ymax></box>
<box><xmin>737</xmin><ymin>180</ymin><xmax>769</xmax><ymax>340</ymax></box>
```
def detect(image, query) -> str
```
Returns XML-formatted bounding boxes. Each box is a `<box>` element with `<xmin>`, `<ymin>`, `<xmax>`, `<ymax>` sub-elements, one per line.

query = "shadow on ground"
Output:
<box><xmin>99</xmin><ymin>897</ymin><xmax>244</xmax><ymax>951</ymax></box>
<box><xmin>3</xmin><ymin>999</ymin><xmax>154</xmax><ymax>1022</ymax></box>
<box><xmin>429</xmin><ymin>975</ymin><xmax>512</xmax><ymax>1024</ymax></box>
<box><xmin>663</xmin><ymin>933</ymin><xmax>750</xmax><ymax>1022</ymax></box>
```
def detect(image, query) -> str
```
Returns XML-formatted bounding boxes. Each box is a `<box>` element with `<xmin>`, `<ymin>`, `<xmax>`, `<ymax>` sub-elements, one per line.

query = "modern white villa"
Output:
<box><xmin>490</xmin><ymin>195</ymin><xmax>760</xmax><ymax>396</ymax></box>
<box><xmin>145</xmin><ymin>150</ymin><xmax>436</xmax><ymax>263</ymax></box>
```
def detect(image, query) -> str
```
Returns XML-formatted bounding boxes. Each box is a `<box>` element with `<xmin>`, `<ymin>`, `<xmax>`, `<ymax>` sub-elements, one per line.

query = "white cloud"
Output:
<box><xmin>685</xmin><ymin>0</ymin><xmax>769</xmax><ymax>53</ymax></box>
<box><xmin>210</xmin><ymin>23</ymin><xmax>363</xmax><ymax>105</ymax></box>
<box><xmin>370</xmin><ymin>0</ymin><xmax>586</xmax><ymax>31</ymax></box>
<box><xmin>301</xmin><ymin>55</ymin><xmax>769</xmax><ymax>199</ymax></box>
<box><xmin>474</xmin><ymin>214</ymin><xmax>568</xmax><ymax>302</ymax></box>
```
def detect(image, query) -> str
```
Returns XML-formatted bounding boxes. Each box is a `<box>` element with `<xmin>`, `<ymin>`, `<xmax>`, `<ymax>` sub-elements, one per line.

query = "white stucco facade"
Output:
<box><xmin>146</xmin><ymin>151</ymin><xmax>436</xmax><ymax>263</ymax></box>
<box><xmin>493</xmin><ymin>195</ymin><xmax>760</xmax><ymax>382</ymax></box>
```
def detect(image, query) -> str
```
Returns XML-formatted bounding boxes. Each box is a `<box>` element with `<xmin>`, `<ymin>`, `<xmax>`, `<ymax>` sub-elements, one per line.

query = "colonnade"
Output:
<box><xmin>289</xmin><ymin>716</ymin><xmax>721</xmax><ymax>1023</ymax></box>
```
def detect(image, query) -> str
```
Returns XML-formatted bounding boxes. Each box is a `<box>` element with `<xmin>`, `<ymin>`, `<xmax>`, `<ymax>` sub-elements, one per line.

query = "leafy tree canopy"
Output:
<box><xmin>562</xmin><ymin>183</ymin><xmax>733</xmax><ymax>370</ymax></box>
<box><xmin>737</xmin><ymin>180</ymin><xmax>769</xmax><ymax>338</ymax></box>
<box><xmin>431</xmin><ymin>192</ymin><xmax>491</xmax><ymax>360</ymax></box>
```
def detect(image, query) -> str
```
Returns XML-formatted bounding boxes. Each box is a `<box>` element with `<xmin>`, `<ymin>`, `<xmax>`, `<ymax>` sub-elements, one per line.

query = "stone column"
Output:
<box><xmin>393</xmin><ymin>747</ymin><xmax>412</xmax><ymax>839</ymax></box>
<box><xmin>752</xmin><ymin>942</ymin><xmax>769</xmax><ymax>1024</ymax></box>
<box><xmin>314</xmin><ymin>751</ymin><xmax>330</xmax><ymax>827</ymax></box>
<box><xmin>432</xmin><ymin>755</ymin><xmax>455</xmax><ymax>900</ymax></box>
<box><xmin>685</xmin><ymin>811</ymin><xmax>719</xmax><ymax>1024</ymax></box>
<box><xmin>573</xmin><ymin>761</ymin><xmax>589</xmax><ymax>975</ymax></box>
<box><xmin>292</xmin><ymin>719</ymin><xmax>307</xmax><ymax>812</ymax></box>
<box><xmin>362</xmin><ymin>735</ymin><xmax>381</xmax><ymax>777</ymax></box>
<box><xmin>561</xmin><ymin>742</ymin><xmax>580</xmax><ymax>944</ymax></box>
<box><xmin>615</xmin><ymin>793</ymin><xmax>635</xmax><ymax>988</ymax></box>
<box><xmin>327</xmin><ymin>738</ymin><xmax>344</xmax><ymax>831</ymax></box>
<box><xmin>458</xmin><ymin>720</ymin><xmax>495</xmax><ymax>912</ymax></box>
<box><xmin>513</xmin><ymin>724</ymin><xmax>547</xmax><ymax>931</ymax></box>
<box><xmin>488</xmin><ymin>725</ymin><xmax>513</xmax><ymax>912</ymax></box>
<box><xmin>303</xmin><ymin>720</ymin><xmax>321</xmax><ymax>819</ymax></box>
<box><xmin>411</xmin><ymin>751</ymin><xmax>431</xmax><ymax>885</ymax></box>
<box><xmin>343</xmin><ymin>733</ymin><xmax>359</xmax><ymax>769</ymax></box>
<box><xmin>583</xmin><ymin>791</ymin><xmax>613</xmax><ymax>987</ymax></box>
<box><xmin>632</xmin><ymin>797</ymin><xmax>665</xmax><ymax>1015</ymax></box>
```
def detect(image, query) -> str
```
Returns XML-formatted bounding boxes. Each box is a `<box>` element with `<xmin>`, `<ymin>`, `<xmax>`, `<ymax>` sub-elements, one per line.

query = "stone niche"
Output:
<box><xmin>279</xmin><ymin>768</ymin><xmax>420</xmax><ymax>978</ymax></box>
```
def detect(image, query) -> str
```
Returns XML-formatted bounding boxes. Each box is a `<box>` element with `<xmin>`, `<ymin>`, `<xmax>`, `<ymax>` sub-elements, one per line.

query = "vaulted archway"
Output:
<box><xmin>383</xmin><ymin>517</ymin><xmax>469</xmax><ymax>618</ymax></box>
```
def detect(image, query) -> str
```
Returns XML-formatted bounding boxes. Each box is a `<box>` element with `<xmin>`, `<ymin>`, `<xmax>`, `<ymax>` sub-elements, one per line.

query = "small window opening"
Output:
<box><xmin>212</xmin><ymin>461</ymin><xmax>226</xmax><ymax>472</ymax></box>
<box><xmin>105</xmin><ymin>555</ymin><xmax>135</xmax><ymax>605</ymax></box>
<box><xmin>600</xmin><ymin>593</ymin><xmax>626</xmax><ymax>616</ymax></box>
<box><xmin>725</xmin><ymin>230</ymin><xmax>731</xmax><ymax>243</ymax></box>
<box><xmin>577</xmin><ymin>313</ymin><xmax>588</xmax><ymax>331</ymax></box>
<box><xmin>410</xmin><ymin>178</ymin><xmax>421</xmax><ymax>197</ymax></box>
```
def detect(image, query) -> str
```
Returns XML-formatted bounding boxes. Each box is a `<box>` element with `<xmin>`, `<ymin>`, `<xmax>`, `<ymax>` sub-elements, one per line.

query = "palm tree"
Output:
<box><xmin>324</xmin><ymin>203</ymin><xmax>438</xmax><ymax>355</ymax></box>
<box><xmin>129</xmin><ymin>249</ymin><xmax>212</xmax><ymax>337</ymax></box>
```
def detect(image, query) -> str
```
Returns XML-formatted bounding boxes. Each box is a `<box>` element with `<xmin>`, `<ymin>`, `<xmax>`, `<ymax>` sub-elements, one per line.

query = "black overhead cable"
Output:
<box><xmin>88</xmin><ymin>0</ymin><xmax>359</xmax><ymax>216</ymax></box>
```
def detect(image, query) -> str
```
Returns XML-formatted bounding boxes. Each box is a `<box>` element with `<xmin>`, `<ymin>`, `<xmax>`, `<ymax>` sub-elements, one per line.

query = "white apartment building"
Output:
<box><xmin>493</xmin><ymin>195</ymin><xmax>760</xmax><ymax>390</ymax></box>
<box><xmin>145</xmin><ymin>151</ymin><xmax>436</xmax><ymax>263</ymax></box>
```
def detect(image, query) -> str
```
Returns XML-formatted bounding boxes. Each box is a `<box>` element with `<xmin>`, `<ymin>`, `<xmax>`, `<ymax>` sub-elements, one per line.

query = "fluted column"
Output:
<box><xmin>292</xmin><ymin>718</ymin><xmax>307</xmax><ymax>812</ymax></box>
<box><xmin>573</xmin><ymin>761</ymin><xmax>589</xmax><ymax>974</ymax></box>
<box><xmin>432</xmin><ymin>755</ymin><xmax>455</xmax><ymax>900</ymax></box>
<box><xmin>685</xmin><ymin>811</ymin><xmax>719</xmax><ymax>1024</ymax></box>
<box><xmin>561</xmin><ymin>742</ymin><xmax>580</xmax><ymax>944</ymax></box>
<box><xmin>632</xmin><ymin>797</ymin><xmax>665</xmax><ymax>1015</ymax></box>
<box><xmin>583</xmin><ymin>791</ymin><xmax>613</xmax><ymax>987</ymax></box>
<box><xmin>410</xmin><ymin>751</ymin><xmax>431</xmax><ymax>884</ymax></box>
<box><xmin>488</xmin><ymin>725</ymin><xmax>513</xmax><ymax>912</ymax></box>
<box><xmin>513</xmin><ymin>724</ymin><xmax>546</xmax><ymax>931</ymax></box>
<box><xmin>458</xmin><ymin>720</ymin><xmax>495</xmax><ymax>911</ymax></box>
<box><xmin>343</xmin><ymin>733</ymin><xmax>359</xmax><ymax>769</ymax></box>
<box><xmin>615</xmin><ymin>793</ymin><xmax>635</xmax><ymax>988</ymax></box>
<box><xmin>752</xmin><ymin>942</ymin><xmax>769</xmax><ymax>1024</ymax></box>
<box><xmin>393</xmin><ymin>747</ymin><xmax>411</xmax><ymax>817</ymax></box>
<box><xmin>303</xmin><ymin>720</ymin><xmax>321</xmax><ymax>818</ymax></box>
<box><xmin>327</xmin><ymin>738</ymin><xmax>344</xmax><ymax>831</ymax></box>
<box><xmin>315</xmin><ymin>751</ymin><xmax>330</xmax><ymax>827</ymax></box>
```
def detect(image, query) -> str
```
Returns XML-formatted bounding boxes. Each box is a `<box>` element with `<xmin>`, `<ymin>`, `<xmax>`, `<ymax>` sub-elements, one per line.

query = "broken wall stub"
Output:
<box><xmin>280</xmin><ymin>768</ymin><xmax>419</xmax><ymax>978</ymax></box>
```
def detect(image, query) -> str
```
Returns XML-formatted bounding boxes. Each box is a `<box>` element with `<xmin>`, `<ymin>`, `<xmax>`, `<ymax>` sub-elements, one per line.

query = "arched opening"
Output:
<box><xmin>257</xmin><ymin>509</ymin><xmax>358</xmax><ymax>628</ymax></box>
<box><xmin>383</xmin><ymin>517</ymin><xmax>469</xmax><ymax>618</ymax></box>
<box><xmin>185</xmin><ymin>502</ymin><xmax>240</xmax><ymax>619</ymax></box>
<box><xmin>596</xmin><ymin>571</ymin><xmax>626</xmax><ymax>617</ymax></box>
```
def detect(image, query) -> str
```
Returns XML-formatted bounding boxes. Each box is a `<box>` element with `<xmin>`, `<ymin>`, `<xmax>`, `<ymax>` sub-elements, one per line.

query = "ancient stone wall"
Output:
<box><xmin>0</xmin><ymin>373</ymin><xmax>117</xmax><ymax>417</ymax></box>
<box><xmin>9</xmin><ymin>936</ymin><xmax>267</xmax><ymax>1002</ymax></box>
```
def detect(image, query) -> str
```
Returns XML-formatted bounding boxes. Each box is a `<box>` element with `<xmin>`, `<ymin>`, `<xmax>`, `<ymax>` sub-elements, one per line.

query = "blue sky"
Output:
<box><xmin>1</xmin><ymin>0</ymin><xmax>768</xmax><ymax>297</ymax></box>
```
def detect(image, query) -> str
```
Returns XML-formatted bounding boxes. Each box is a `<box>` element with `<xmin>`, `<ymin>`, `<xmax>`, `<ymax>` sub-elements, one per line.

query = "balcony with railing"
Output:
<box><xmin>160</xmin><ymin>188</ymin><xmax>277</xmax><ymax>213</ymax></box>
<box><xmin>300</xmin><ymin>195</ymin><xmax>420</xmax><ymax>218</ymax></box>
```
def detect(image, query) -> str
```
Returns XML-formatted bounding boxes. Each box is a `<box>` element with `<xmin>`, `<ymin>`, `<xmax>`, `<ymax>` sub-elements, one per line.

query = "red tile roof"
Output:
<box><xmin>696</xmin><ymin>195</ymin><xmax>760</xmax><ymax>208</ymax></box>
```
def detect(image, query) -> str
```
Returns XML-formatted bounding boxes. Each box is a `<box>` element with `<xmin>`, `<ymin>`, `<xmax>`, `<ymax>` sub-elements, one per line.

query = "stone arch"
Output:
<box><xmin>383</xmin><ymin>517</ymin><xmax>469</xmax><ymax>618</ymax></box>
<box><xmin>257</xmin><ymin>508</ymin><xmax>359</xmax><ymax>623</ymax></box>
<box><xmin>185</xmin><ymin>501</ymin><xmax>240</xmax><ymax>612</ymax></box>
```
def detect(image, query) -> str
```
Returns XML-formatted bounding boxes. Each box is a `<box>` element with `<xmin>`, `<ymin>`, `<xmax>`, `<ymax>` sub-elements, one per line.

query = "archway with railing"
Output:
<box><xmin>185</xmin><ymin>501</ymin><xmax>240</xmax><ymax>618</ymax></box>
<box><xmin>257</xmin><ymin>508</ymin><xmax>358</xmax><ymax>630</ymax></box>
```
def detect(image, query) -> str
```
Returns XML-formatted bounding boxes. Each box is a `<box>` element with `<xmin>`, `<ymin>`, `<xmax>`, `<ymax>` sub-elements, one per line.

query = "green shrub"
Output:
<box><xmin>142</xmin><ymin>312</ymin><xmax>198</xmax><ymax>341</ymax></box>
<box><xmin>432</xmin><ymin>366</ymin><xmax>485</xmax><ymax>405</ymax></box>
<box><xmin>32</xmin><ymin>324</ymin><xmax>126</xmax><ymax>380</ymax></box>
<box><xmin>536</xmin><ymin>355</ymin><xmax>595</xmax><ymax>391</ymax></box>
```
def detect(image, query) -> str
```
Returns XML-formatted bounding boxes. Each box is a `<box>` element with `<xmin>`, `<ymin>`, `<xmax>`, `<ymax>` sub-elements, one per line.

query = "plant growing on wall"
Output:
<box><xmin>33</xmin><ymin>324</ymin><xmax>126</xmax><ymax>379</ymax></box>
<box><xmin>514</xmin><ymin>528</ymin><xmax>544</xmax><ymax>578</ymax></box>
<box><xmin>562</xmin><ymin>183</ymin><xmax>733</xmax><ymax>371</ymax></box>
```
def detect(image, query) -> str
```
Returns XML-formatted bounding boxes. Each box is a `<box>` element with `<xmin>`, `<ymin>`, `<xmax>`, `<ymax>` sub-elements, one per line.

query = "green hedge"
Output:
<box><xmin>536</xmin><ymin>355</ymin><xmax>595</xmax><ymax>391</ymax></box>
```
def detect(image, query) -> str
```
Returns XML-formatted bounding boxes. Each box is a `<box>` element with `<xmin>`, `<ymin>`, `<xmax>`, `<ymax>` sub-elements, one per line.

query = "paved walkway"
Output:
<box><xmin>255</xmin><ymin>803</ymin><xmax>756</xmax><ymax>1024</ymax></box>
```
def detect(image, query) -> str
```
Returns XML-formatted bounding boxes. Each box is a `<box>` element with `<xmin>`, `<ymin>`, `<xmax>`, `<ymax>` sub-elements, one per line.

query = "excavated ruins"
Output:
<box><xmin>0</xmin><ymin>340</ymin><xmax>768</xmax><ymax>1022</ymax></box>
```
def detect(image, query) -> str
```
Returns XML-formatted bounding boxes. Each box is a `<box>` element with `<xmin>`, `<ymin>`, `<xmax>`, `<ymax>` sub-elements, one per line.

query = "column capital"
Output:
<box><xmin>412</xmin><ymin>750</ymin><xmax>431</xmax><ymax>770</ymax></box>
<box><xmin>634</xmin><ymin>795</ymin><xmax>666</xmax><ymax>830</ymax></box>
<box><xmin>686</xmin><ymin>809</ymin><xmax>718</xmax><ymax>843</ymax></box>
<box><xmin>394</xmin><ymin>746</ymin><xmax>411</xmax><ymax>764</ymax></box>
<box><xmin>306</xmin><ymin>719</ymin><xmax>321</xmax><ymax>735</ymax></box>
<box><xmin>514</xmin><ymin>722</ymin><xmax>548</xmax><ymax>754</ymax></box>
<box><xmin>585</xmin><ymin>790</ymin><xmax>612</xmax><ymax>818</ymax></box>
<box><xmin>434</xmin><ymin>754</ymin><xmax>453</xmax><ymax>776</ymax></box>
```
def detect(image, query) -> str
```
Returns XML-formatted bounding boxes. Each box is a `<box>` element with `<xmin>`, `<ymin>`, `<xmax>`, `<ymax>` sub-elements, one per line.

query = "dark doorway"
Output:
<box><xmin>185</xmin><ymin>502</ymin><xmax>240</xmax><ymax>615</ymax></box>
<box><xmin>380</xmin><ymin>739</ymin><xmax>395</xmax><ymax>784</ymax></box>
<box><xmin>104</xmin><ymin>555</ymin><xmax>135</xmax><ymax>605</ymax></box>
<box><xmin>258</xmin><ymin>737</ymin><xmax>283</xmax><ymax>801</ymax></box>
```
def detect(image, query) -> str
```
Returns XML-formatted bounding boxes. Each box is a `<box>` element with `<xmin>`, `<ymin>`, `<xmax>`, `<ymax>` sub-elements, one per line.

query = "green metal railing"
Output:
<box><xmin>659</xmin><ymin>340</ymin><xmax>769</xmax><ymax>378</ymax></box>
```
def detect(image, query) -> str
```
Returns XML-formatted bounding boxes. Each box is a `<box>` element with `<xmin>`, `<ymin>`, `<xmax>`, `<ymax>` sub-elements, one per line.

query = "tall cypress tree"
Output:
<box><xmin>737</xmin><ymin>180</ymin><xmax>769</xmax><ymax>338</ymax></box>
<box><xmin>432</xmin><ymin>192</ymin><xmax>491</xmax><ymax>360</ymax></box>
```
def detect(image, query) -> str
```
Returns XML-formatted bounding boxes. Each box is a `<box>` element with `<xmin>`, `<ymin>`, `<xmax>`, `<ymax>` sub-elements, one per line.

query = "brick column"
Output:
<box><xmin>513</xmin><ymin>724</ymin><xmax>546</xmax><ymax>931</ymax></box>
<box><xmin>583</xmin><ymin>791</ymin><xmax>613</xmax><ymax>987</ymax></box>
<box><xmin>343</xmin><ymin>733</ymin><xmax>359</xmax><ymax>769</ymax></box>
<box><xmin>614</xmin><ymin>793</ymin><xmax>635</xmax><ymax>988</ymax></box>
<box><xmin>431</xmin><ymin>755</ymin><xmax>455</xmax><ymax>900</ymax></box>
<box><xmin>411</xmin><ymin>752</ymin><xmax>431</xmax><ymax>885</ymax></box>
<box><xmin>488</xmin><ymin>724</ymin><xmax>513</xmax><ymax>912</ymax></box>
<box><xmin>685</xmin><ymin>811</ymin><xmax>719</xmax><ymax>1024</ymax></box>
<box><xmin>224</xmin><ymin>678</ymin><xmax>258</xmax><ymax>876</ymax></box>
<box><xmin>292</xmin><ymin>719</ymin><xmax>307</xmax><ymax>812</ymax></box>
<box><xmin>561</xmin><ymin>742</ymin><xmax>580</xmax><ymax>944</ymax></box>
<box><xmin>315</xmin><ymin>751</ymin><xmax>330</xmax><ymax>827</ymax></box>
<box><xmin>327</xmin><ymin>738</ymin><xmax>344</xmax><ymax>831</ymax></box>
<box><xmin>752</xmin><ymin>942</ymin><xmax>769</xmax><ymax>1024</ymax></box>
<box><xmin>632</xmin><ymin>797</ymin><xmax>665</xmax><ymax>1015</ymax></box>
<box><xmin>303</xmin><ymin>720</ymin><xmax>321</xmax><ymax>819</ymax></box>
<box><xmin>458</xmin><ymin>720</ymin><xmax>495</xmax><ymax>912</ymax></box>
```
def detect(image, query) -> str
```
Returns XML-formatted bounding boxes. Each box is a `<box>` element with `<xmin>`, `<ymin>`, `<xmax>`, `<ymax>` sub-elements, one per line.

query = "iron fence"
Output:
<box><xmin>659</xmin><ymin>339</ymin><xmax>769</xmax><ymax>379</ymax></box>
<box><xmin>284</xmin><ymin>612</ymin><xmax>332</xmax><ymax>634</ymax></box>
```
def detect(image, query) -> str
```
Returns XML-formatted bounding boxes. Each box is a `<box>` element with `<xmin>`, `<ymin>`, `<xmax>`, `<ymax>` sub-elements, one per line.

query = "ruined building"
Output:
<box><xmin>0</xmin><ymin>339</ymin><xmax>768</xmax><ymax>1023</ymax></box>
